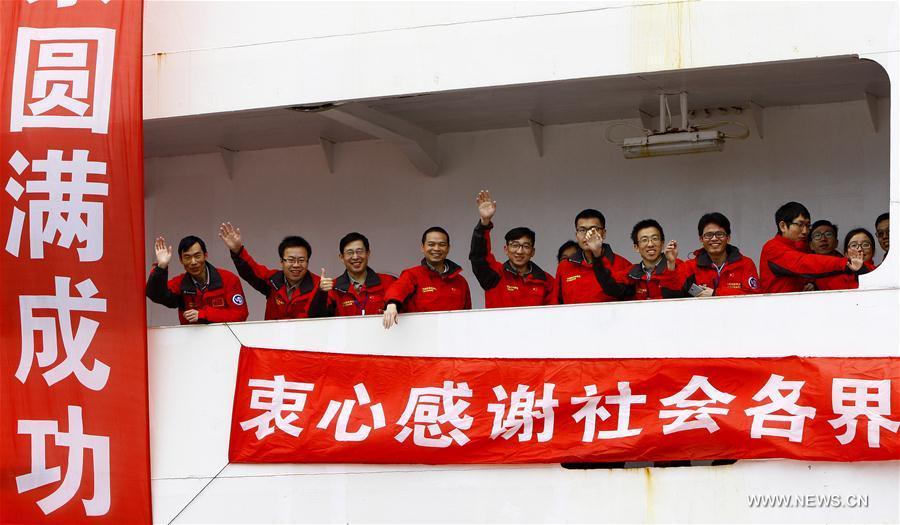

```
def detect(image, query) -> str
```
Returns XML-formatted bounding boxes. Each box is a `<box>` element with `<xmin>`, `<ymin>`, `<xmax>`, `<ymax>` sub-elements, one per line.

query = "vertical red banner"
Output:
<box><xmin>0</xmin><ymin>1</ymin><xmax>150</xmax><ymax>523</ymax></box>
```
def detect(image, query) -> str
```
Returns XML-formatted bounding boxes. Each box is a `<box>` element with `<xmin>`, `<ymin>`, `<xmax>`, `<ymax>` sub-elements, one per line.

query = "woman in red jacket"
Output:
<box><xmin>816</xmin><ymin>228</ymin><xmax>877</xmax><ymax>291</ymax></box>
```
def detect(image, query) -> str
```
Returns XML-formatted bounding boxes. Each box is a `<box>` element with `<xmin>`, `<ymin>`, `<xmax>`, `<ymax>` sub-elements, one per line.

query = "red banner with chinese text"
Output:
<box><xmin>0</xmin><ymin>1</ymin><xmax>150</xmax><ymax>524</ymax></box>
<box><xmin>230</xmin><ymin>347</ymin><xmax>900</xmax><ymax>464</ymax></box>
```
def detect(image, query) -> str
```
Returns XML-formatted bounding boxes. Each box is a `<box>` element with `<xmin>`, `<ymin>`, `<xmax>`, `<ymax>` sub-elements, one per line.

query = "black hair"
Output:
<box><xmin>278</xmin><ymin>236</ymin><xmax>312</xmax><ymax>259</ymax></box>
<box><xmin>575</xmin><ymin>209</ymin><xmax>606</xmax><ymax>228</ymax></box>
<box><xmin>810</xmin><ymin>219</ymin><xmax>838</xmax><ymax>238</ymax></box>
<box><xmin>876</xmin><ymin>212</ymin><xmax>889</xmax><ymax>226</ymax></box>
<box><xmin>339</xmin><ymin>232</ymin><xmax>370</xmax><ymax>253</ymax></box>
<box><xmin>504</xmin><ymin>227</ymin><xmax>535</xmax><ymax>245</ymax></box>
<box><xmin>697</xmin><ymin>212</ymin><xmax>731</xmax><ymax>236</ymax></box>
<box><xmin>557</xmin><ymin>240</ymin><xmax>578</xmax><ymax>262</ymax></box>
<box><xmin>631</xmin><ymin>219</ymin><xmax>665</xmax><ymax>245</ymax></box>
<box><xmin>843</xmin><ymin>228</ymin><xmax>876</xmax><ymax>254</ymax></box>
<box><xmin>775</xmin><ymin>202</ymin><xmax>811</xmax><ymax>233</ymax></box>
<box><xmin>178</xmin><ymin>235</ymin><xmax>207</xmax><ymax>256</ymax></box>
<box><xmin>422</xmin><ymin>226</ymin><xmax>450</xmax><ymax>245</ymax></box>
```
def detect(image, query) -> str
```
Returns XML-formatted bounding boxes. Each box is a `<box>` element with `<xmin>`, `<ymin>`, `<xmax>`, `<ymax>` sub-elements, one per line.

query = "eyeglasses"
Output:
<box><xmin>507</xmin><ymin>242</ymin><xmax>533</xmax><ymax>251</ymax></box>
<box><xmin>848</xmin><ymin>242</ymin><xmax>873</xmax><ymax>250</ymax></box>
<box><xmin>342</xmin><ymin>249</ymin><xmax>367</xmax><ymax>258</ymax></box>
<box><xmin>701</xmin><ymin>231</ymin><xmax>727</xmax><ymax>241</ymax></box>
<box><xmin>811</xmin><ymin>231</ymin><xmax>835</xmax><ymax>240</ymax></box>
<box><xmin>576</xmin><ymin>226</ymin><xmax>604</xmax><ymax>235</ymax></box>
<box><xmin>282</xmin><ymin>257</ymin><xmax>308</xmax><ymax>265</ymax></box>
<box><xmin>789</xmin><ymin>221</ymin><xmax>811</xmax><ymax>231</ymax></box>
<box><xmin>637</xmin><ymin>235</ymin><xmax>661</xmax><ymax>246</ymax></box>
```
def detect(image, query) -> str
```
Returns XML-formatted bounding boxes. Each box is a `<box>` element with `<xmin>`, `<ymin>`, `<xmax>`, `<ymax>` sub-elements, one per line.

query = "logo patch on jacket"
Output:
<box><xmin>748</xmin><ymin>276</ymin><xmax>760</xmax><ymax>289</ymax></box>
<box><xmin>728</xmin><ymin>283</ymin><xmax>741</xmax><ymax>289</ymax></box>
<box><xmin>232</xmin><ymin>294</ymin><xmax>244</xmax><ymax>305</ymax></box>
<box><xmin>341</xmin><ymin>300</ymin><xmax>355</xmax><ymax>307</ymax></box>
<box><xmin>211</xmin><ymin>297</ymin><xmax>226</xmax><ymax>307</ymax></box>
<box><xmin>275</xmin><ymin>297</ymin><xmax>285</xmax><ymax>306</ymax></box>
<box><xmin>422</xmin><ymin>286</ymin><xmax>437</xmax><ymax>293</ymax></box>
<box><xmin>506</xmin><ymin>285</ymin><xmax>519</xmax><ymax>291</ymax></box>
<box><xmin>566</xmin><ymin>275</ymin><xmax>581</xmax><ymax>282</ymax></box>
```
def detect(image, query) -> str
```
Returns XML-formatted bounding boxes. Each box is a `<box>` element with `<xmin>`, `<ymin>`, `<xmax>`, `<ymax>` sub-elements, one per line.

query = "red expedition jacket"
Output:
<box><xmin>674</xmin><ymin>245</ymin><xmax>761</xmax><ymax>296</ymax></box>
<box><xmin>385</xmin><ymin>259</ymin><xmax>472</xmax><ymax>313</ymax></box>
<box><xmin>468</xmin><ymin>222</ymin><xmax>556</xmax><ymax>308</ymax></box>
<box><xmin>759</xmin><ymin>234</ymin><xmax>851</xmax><ymax>294</ymax></box>
<box><xmin>230</xmin><ymin>246</ymin><xmax>320</xmax><ymax>320</ymax></box>
<box><xmin>594</xmin><ymin>257</ymin><xmax>683</xmax><ymax>300</ymax></box>
<box><xmin>814</xmin><ymin>261</ymin><xmax>876</xmax><ymax>291</ymax></box>
<box><xmin>555</xmin><ymin>247</ymin><xmax>632</xmax><ymax>304</ymax></box>
<box><xmin>146</xmin><ymin>263</ymin><xmax>248</xmax><ymax>324</ymax></box>
<box><xmin>308</xmin><ymin>269</ymin><xmax>397</xmax><ymax>317</ymax></box>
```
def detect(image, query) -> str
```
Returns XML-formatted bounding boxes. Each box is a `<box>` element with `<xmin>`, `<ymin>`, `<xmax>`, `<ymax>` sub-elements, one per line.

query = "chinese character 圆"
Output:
<box><xmin>10</xmin><ymin>27</ymin><xmax>115</xmax><ymax>133</ymax></box>
<box><xmin>744</xmin><ymin>374</ymin><xmax>816</xmax><ymax>443</ymax></box>
<box><xmin>17</xmin><ymin>276</ymin><xmax>109</xmax><ymax>391</ymax></box>
<box><xmin>6</xmin><ymin>149</ymin><xmax>108</xmax><ymax>262</ymax></box>
<box><xmin>316</xmin><ymin>383</ymin><xmax>386</xmax><ymax>442</ymax></box>
<box><xmin>572</xmin><ymin>382</ymin><xmax>646</xmax><ymax>442</ymax></box>
<box><xmin>659</xmin><ymin>375</ymin><xmax>735</xmax><ymax>434</ymax></box>
<box><xmin>16</xmin><ymin>405</ymin><xmax>110</xmax><ymax>516</ymax></box>
<box><xmin>395</xmin><ymin>381</ymin><xmax>473</xmax><ymax>448</ymax></box>
<box><xmin>239</xmin><ymin>375</ymin><xmax>315</xmax><ymax>439</ymax></box>
<box><xmin>828</xmin><ymin>378</ymin><xmax>899</xmax><ymax>448</ymax></box>
<box><xmin>487</xmin><ymin>383</ymin><xmax>558</xmax><ymax>442</ymax></box>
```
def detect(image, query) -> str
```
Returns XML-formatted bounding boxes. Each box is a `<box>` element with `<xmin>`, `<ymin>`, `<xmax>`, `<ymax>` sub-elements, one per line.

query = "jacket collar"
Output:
<box><xmin>180</xmin><ymin>263</ymin><xmax>223</xmax><ymax>295</ymax></box>
<box><xmin>270</xmin><ymin>270</ymin><xmax>315</xmax><ymax>295</ymax></box>
<box><xmin>627</xmin><ymin>257</ymin><xmax>667</xmax><ymax>280</ymax></box>
<box><xmin>420</xmin><ymin>258</ymin><xmax>463</xmax><ymax>277</ymax></box>
<box><xmin>334</xmin><ymin>268</ymin><xmax>382</xmax><ymax>293</ymax></box>
<box><xmin>502</xmin><ymin>260</ymin><xmax>549</xmax><ymax>281</ymax></box>
<box><xmin>567</xmin><ymin>245</ymin><xmax>615</xmax><ymax>266</ymax></box>
<box><xmin>694</xmin><ymin>244</ymin><xmax>743</xmax><ymax>268</ymax></box>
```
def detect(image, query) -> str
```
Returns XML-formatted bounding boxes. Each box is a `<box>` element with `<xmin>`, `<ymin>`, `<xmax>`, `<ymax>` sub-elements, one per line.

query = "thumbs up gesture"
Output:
<box><xmin>319</xmin><ymin>268</ymin><xmax>334</xmax><ymax>292</ymax></box>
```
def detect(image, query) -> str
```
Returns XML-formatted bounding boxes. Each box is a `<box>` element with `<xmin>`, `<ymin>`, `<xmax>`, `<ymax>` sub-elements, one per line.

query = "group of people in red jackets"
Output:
<box><xmin>145</xmin><ymin>192</ymin><xmax>890</xmax><ymax>327</ymax></box>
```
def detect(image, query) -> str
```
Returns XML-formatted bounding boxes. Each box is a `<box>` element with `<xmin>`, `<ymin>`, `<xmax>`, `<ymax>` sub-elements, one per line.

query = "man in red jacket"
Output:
<box><xmin>383</xmin><ymin>226</ymin><xmax>471</xmax><ymax>329</ymax></box>
<box><xmin>590</xmin><ymin>219</ymin><xmax>682</xmax><ymax>300</ymax></box>
<box><xmin>309</xmin><ymin>232</ymin><xmax>396</xmax><ymax>317</ymax></box>
<box><xmin>759</xmin><ymin>202</ymin><xmax>864</xmax><ymax>294</ymax></box>
<box><xmin>468</xmin><ymin>190</ymin><xmax>556</xmax><ymax>308</ymax></box>
<box><xmin>146</xmin><ymin>235</ymin><xmax>248</xmax><ymax>325</ymax></box>
<box><xmin>219</xmin><ymin>222</ymin><xmax>320</xmax><ymax>320</ymax></box>
<box><xmin>672</xmin><ymin>213</ymin><xmax>760</xmax><ymax>297</ymax></box>
<box><xmin>555</xmin><ymin>208</ymin><xmax>631</xmax><ymax>304</ymax></box>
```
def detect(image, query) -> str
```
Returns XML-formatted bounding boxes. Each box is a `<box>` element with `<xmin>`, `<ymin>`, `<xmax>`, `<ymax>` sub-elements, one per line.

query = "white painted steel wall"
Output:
<box><xmin>149</xmin><ymin>289</ymin><xmax>900</xmax><ymax>523</ymax></box>
<box><xmin>144</xmin><ymin>99</ymin><xmax>892</xmax><ymax>325</ymax></box>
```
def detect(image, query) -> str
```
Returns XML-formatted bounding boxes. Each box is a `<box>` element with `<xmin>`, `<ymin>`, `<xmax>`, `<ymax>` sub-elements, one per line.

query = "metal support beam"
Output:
<box><xmin>321</xmin><ymin>104</ymin><xmax>440</xmax><ymax>177</ymax></box>
<box><xmin>749</xmin><ymin>100</ymin><xmax>765</xmax><ymax>139</ymax></box>
<box><xmin>529</xmin><ymin>119</ymin><xmax>544</xmax><ymax>157</ymax></box>
<box><xmin>217</xmin><ymin>146</ymin><xmax>237</xmax><ymax>180</ymax></box>
<box><xmin>319</xmin><ymin>137</ymin><xmax>336</xmax><ymax>173</ymax></box>
<box><xmin>679</xmin><ymin>92</ymin><xmax>689</xmax><ymax>131</ymax></box>
<box><xmin>865</xmin><ymin>92</ymin><xmax>880</xmax><ymax>133</ymax></box>
<box><xmin>638</xmin><ymin>109</ymin><xmax>654</xmax><ymax>131</ymax></box>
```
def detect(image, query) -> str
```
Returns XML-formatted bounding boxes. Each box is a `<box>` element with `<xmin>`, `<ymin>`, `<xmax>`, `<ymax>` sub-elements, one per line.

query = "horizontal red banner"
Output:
<box><xmin>229</xmin><ymin>347</ymin><xmax>899</xmax><ymax>464</ymax></box>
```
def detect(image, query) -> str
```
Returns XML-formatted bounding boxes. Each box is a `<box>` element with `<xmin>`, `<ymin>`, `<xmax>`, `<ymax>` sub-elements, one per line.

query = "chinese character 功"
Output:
<box><xmin>744</xmin><ymin>374</ymin><xmax>816</xmax><ymax>442</ymax></box>
<box><xmin>239</xmin><ymin>375</ymin><xmax>315</xmax><ymax>439</ymax></box>
<box><xmin>316</xmin><ymin>383</ymin><xmax>385</xmax><ymax>442</ymax></box>
<box><xmin>487</xmin><ymin>383</ymin><xmax>558</xmax><ymax>442</ymax></box>
<box><xmin>395</xmin><ymin>381</ymin><xmax>473</xmax><ymax>448</ymax></box>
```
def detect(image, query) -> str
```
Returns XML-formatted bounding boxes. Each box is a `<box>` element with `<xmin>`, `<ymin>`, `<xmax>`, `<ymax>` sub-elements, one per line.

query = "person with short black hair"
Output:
<box><xmin>557</xmin><ymin>240</ymin><xmax>579</xmax><ymax>263</ymax></box>
<box><xmin>468</xmin><ymin>190</ymin><xmax>556</xmax><ymax>308</ymax></box>
<box><xmin>875</xmin><ymin>212</ymin><xmax>889</xmax><ymax>259</ymax></box>
<box><xmin>308</xmin><ymin>232</ymin><xmax>397</xmax><ymax>317</ymax></box>
<box><xmin>146</xmin><ymin>234</ymin><xmax>248</xmax><ymax>324</ymax></box>
<box><xmin>759</xmin><ymin>202</ymin><xmax>864</xmax><ymax>294</ymax></box>
<box><xmin>591</xmin><ymin>219</ymin><xmax>682</xmax><ymax>300</ymax></box>
<box><xmin>218</xmin><ymin>222</ymin><xmax>320</xmax><ymax>320</ymax></box>
<box><xmin>809</xmin><ymin>220</ymin><xmax>841</xmax><ymax>256</ymax></box>
<box><xmin>670</xmin><ymin>212</ymin><xmax>760</xmax><ymax>297</ymax></box>
<box><xmin>383</xmin><ymin>226</ymin><xmax>471</xmax><ymax>329</ymax></box>
<box><xmin>555</xmin><ymin>208</ymin><xmax>632</xmax><ymax>304</ymax></box>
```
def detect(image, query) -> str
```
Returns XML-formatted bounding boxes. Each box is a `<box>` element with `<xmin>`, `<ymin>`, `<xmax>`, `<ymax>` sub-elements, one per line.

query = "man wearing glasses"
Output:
<box><xmin>146</xmin><ymin>234</ymin><xmax>249</xmax><ymax>325</ymax></box>
<box><xmin>759</xmin><ymin>202</ymin><xmax>863</xmax><ymax>294</ymax></box>
<box><xmin>308</xmin><ymin>232</ymin><xmax>396</xmax><ymax>317</ymax></box>
<box><xmin>875</xmin><ymin>212</ymin><xmax>889</xmax><ymax>261</ymax></box>
<box><xmin>467</xmin><ymin>190</ymin><xmax>556</xmax><ymax>308</ymax></box>
<box><xmin>218</xmin><ymin>222</ymin><xmax>320</xmax><ymax>320</ymax></box>
<box><xmin>555</xmin><ymin>208</ymin><xmax>632</xmax><ymax>304</ymax></box>
<box><xmin>671</xmin><ymin>213</ymin><xmax>760</xmax><ymax>297</ymax></box>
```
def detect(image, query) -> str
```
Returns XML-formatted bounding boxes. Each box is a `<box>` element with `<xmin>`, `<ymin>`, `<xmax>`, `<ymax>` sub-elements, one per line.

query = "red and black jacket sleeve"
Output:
<box><xmin>230</xmin><ymin>245</ymin><xmax>275</xmax><ymax>297</ymax></box>
<box><xmin>767</xmin><ymin>245</ymin><xmax>849</xmax><ymax>280</ymax></box>
<box><xmin>308</xmin><ymin>289</ymin><xmax>336</xmax><ymax>318</ymax></box>
<box><xmin>145</xmin><ymin>265</ymin><xmax>184</xmax><ymax>309</ymax></box>
<box><xmin>592</xmin><ymin>250</ymin><xmax>634</xmax><ymax>299</ymax></box>
<box><xmin>469</xmin><ymin>221</ymin><xmax>502</xmax><ymax>291</ymax></box>
<box><xmin>385</xmin><ymin>269</ymin><xmax>418</xmax><ymax>311</ymax></box>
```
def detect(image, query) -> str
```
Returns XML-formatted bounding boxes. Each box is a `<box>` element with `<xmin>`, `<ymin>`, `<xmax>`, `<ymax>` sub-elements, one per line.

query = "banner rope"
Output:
<box><xmin>224</xmin><ymin>322</ymin><xmax>246</xmax><ymax>347</ymax></box>
<box><xmin>167</xmin><ymin>462</ymin><xmax>229</xmax><ymax>524</ymax></box>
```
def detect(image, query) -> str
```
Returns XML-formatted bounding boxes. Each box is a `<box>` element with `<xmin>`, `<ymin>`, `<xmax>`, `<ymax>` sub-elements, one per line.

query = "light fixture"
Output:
<box><xmin>622</xmin><ymin>130</ymin><xmax>725</xmax><ymax>159</ymax></box>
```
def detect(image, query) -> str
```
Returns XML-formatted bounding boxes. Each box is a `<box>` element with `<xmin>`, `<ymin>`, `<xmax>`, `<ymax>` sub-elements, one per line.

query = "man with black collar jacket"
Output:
<box><xmin>146</xmin><ymin>235</ymin><xmax>248</xmax><ymax>325</ymax></box>
<box><xmin>309</xmin><ymin>232</ymin><xmax>396</xmax><ymax>317</ymax></box>
<box><xmin>468</xmin><ymin>191</ymin><xmax>556</xmax><ymax>308</ymax></box>
<box><xmin>591</xmin><ymin>219</ymin><xmax>682</xmax><ymax>301</ymax></box>
<box><xmin>218</xmin><ymin>222</ymin><xmax>320</xmax><ymax>320</ymax></box>
<box><xmin>672</xmin><ymin>213</ymin><xmax>760</xmax><ymax>297</ymax></box>
<box><xmin>555</xmin><ymin>208</ymin><xmax>632</xmax><ymax>304</ymax></box>
<box><xmin>383</xmin><ymin>226</ymin><xmax>471</xmax><ymax>329</ymax></box>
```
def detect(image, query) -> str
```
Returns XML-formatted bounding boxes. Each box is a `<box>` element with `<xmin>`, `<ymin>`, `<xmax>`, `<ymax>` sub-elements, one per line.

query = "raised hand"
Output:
<box><xmin>664</xmin><ymin>240</ymin><xmax>679</xmax><ymax>270</ymax></box>
<box><xmin>584</xmin><ymin>228</ymin><xmax>604</xmax><ymax>256</ymax></box>
<box><xmin>382</xmin><ymin>303</ymin><xmax>399</xmax><ymax>330</ymax></box>
<box><xmin>154</xmin><ymin>236</ymin><xmax>172</xmax><ymax>268</ymax></box>
<box><xmin>319</xmin><ymin>268</ymin><xmax>334</xmax><ymax>292</ymax></box>
<box><xmin>218</xmin><ymin>222</ymin><xmax>243</xmax><ymax>253</ymax></box>
<box><xmin>847</xmin><ymin>251</ymin><xmax>865</xmax><ymax>272</ymax></box>
<box><xmin>476</xmin><ymin>190</ymin><xmax>497</xmax><ymax>226</ymax></box>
